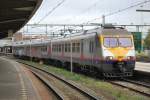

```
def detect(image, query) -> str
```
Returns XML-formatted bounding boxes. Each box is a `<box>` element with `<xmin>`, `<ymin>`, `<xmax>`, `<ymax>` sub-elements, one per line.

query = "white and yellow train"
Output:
<box><xmin>13</xmin><ymin>26</ymin><xmax>136</xmax><ymax>77</ymax></box>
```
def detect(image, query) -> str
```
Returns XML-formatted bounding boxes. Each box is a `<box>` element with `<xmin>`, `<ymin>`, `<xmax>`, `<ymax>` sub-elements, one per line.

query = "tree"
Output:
<box><xmin>144</xmin><ymin>29</ymin><xmax>150</xmax><ymax>49</ymax></box>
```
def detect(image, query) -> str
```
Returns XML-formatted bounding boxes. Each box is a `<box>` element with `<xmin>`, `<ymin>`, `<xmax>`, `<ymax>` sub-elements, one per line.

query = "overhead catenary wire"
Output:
<box><xmin>105</xmin><ymin>0</ymin><xmax>150</xmax><ymax>17</ymax></box>
<box><xmin>62</xmin><ymin>0</ymin><xmax>101</xmax><ymax>24</ymax></box>
<box><xmin>37</xmin><ymin>0</ymin><xmax>66</xmax><ymax>24</ymax></box>
<box><xmin>84</xmin><ymin>0</ymin><xmax>150</xmax><ymax>24</ymax></box>
<box><xmin>27</xmin><ymin>0</ymin><xmax>66</xmax><ymax>32</ymax></box>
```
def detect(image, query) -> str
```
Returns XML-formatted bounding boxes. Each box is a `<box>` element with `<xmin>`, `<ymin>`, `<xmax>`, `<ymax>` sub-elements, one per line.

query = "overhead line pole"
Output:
<box><xmin>136</xmin><ymin>9</ymin><xmax>150</xmax><ymax>12</ymax></box>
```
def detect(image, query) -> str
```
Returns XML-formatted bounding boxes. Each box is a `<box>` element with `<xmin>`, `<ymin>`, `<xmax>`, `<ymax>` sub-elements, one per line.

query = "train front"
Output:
<box><xmin>100</xmin><ymin>29</ymin><xmax>135</xmax><ymax>77</ymax></box>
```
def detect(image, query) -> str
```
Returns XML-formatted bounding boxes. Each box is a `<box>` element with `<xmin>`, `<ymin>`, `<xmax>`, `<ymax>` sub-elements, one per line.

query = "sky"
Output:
<box><xmin>28</xmin><ymin>0</ymin><xmax>150</xmax><ymax>25</ymax></box>
<box><xmin>22</xmin><ymin>0</ymin><xmax>150</xmax><ymax>37</ymax></box>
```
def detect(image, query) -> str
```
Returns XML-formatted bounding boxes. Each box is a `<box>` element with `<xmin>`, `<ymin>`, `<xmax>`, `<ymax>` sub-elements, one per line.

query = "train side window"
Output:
<box><xmin>89</xmin><ymin>41</ymin><xmax>94</xmax><ymax>53</ymax></box>
<box><xmin>76</xmin><ymin>42</ymin><xmax>80</xmax><ymax>53</ymax></box>
<box><xmin>52</xmin><ymin>44</ymin><xmax>55</xmax><ymax>52</ymax></box>
<box><xmin>41</xmin><ymin>46</ymin><xmax>47</xmax><ymax>52</ymax></box>
<box><xmin>65</xmin><ymin>43</ymin><xmax>67</xmax><ymax>52</ymax></box>
<box><xmin>57</xmin><ymin>44</ymin><xmax>59</xmax><ymax>52</ymax></box>
<box><xmin>81</xmin><ymin>39</ymin><xmax>84</xmax><ymax>54</ymax></box>
<box><xmin>55</xmin><ymin>44</ymin><xmax>57</xmax><ymax>52</ymax></box>
<box><xmin>58</xmin><ymin>44</ymin><xmax>61</xmax><ymax>52</ymax></box>
<box><xmin>68</xmin><ymin>43</ymin><xmax>70</xmax><ymax>52</ymax></box>
<box><xmin>72</xmin><ymin>43</ymin><xmax>75</xmax><ymax>52</ymax></box>
<box><xmin>56</xmin><ymin>44</ymin><xmax>58</xmax><ymax>52</ymax></box>
<box><xmin>53</xmin><ymin>44</ymin><xmax>55</xmax><ymax>52</ymax></box>
<box><xmin>54</xmin><ymin>45</ymin><xmax>56</xmax><ymax>52</ymax></box>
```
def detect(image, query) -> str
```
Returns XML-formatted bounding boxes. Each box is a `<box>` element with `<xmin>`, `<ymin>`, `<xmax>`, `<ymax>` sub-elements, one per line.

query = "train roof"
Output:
<box><xmin>101</xmin><ymin>28</ymin><xmax>131</xmax><ymax>35</ymax></box>
<box><xmin>13</xmin><ymin>39</ymin><xmax>50</xmax><ymax>47</ymax></box>
<box><xmin>13</xmin><ymin>27</ymin><xmax>131</xmax><ymax>46</ymax></box>
<box><xmin>50</xmin><ymin>28</ymin><xmax>131</xmax><ymax>42</ymax></box>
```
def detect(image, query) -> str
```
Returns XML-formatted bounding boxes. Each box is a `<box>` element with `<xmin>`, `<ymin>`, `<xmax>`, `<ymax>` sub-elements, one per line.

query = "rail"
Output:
<box><xmin>18</xmin><ymin>61</ymin><xmax>101</xmax><ymax>100</ymax></box>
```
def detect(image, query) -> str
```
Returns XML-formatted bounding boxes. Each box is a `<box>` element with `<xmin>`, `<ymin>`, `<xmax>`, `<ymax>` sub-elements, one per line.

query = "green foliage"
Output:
<box><xmin>144</xmin><ymin>29</ymin><xmax>150</xmax><ymax>49</ymax></box>
<box><xmin>131</xmin><ymin>32</ymin><xmax>142</xmax><ymax>52</ymax></box>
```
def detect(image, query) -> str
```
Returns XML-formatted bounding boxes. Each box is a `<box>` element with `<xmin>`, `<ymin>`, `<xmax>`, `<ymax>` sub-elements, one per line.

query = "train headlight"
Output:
<box><xmin>106</xmin><ymin>56</ymin><xmax>113</xmax><ymax>60</ymax></box>
<box><xmin>127</xmin><ymin>56</ymin><xmax>134</xmax><ymax>60</ymax></box>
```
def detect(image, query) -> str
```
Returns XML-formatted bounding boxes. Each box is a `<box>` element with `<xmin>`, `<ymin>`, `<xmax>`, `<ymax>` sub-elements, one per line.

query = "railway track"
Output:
<box><xmin>19</xmin><ymin>61</ymin><xmax>101</xmax><ymax>100</ymax></box>
<box><xmin>108</xmin><ymin>78</ymin><xmax>150</xmax><ymax>97</ymax></box>
<box><xmin>122</xmin><ymin>78</ymin><xmax>150</xmax><ymax>88</ymax></box>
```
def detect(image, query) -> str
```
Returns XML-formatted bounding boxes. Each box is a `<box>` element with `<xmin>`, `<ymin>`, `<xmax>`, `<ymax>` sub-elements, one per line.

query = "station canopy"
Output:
<box><xmin>0</xmin><ymin>0</ymin><xmax>42</xmax><ymax>39</ymax></box>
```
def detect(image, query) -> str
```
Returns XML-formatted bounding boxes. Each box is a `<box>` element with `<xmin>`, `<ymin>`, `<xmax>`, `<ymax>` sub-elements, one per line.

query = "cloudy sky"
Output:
<box><xmin>28</xmin><ymin>0</ymin><xmax>150</xmax><ymax>25</ymax></box>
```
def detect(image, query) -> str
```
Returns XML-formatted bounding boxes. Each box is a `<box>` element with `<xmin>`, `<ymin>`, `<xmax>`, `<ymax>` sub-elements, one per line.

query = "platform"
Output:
<box><xmin>0</xmin><ymin>57</ymin><xmax>41</xmax><ymax>100</ymax></box>
<box><xmin>135</xmin><ymin>62</ymin><xmax>150</xmax><ymax>73</ymax></box>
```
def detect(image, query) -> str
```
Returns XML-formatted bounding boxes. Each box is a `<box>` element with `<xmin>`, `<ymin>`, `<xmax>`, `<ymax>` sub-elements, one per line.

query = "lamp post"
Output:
<box><xmin>68</xmin><ymin>29</ymin><xmax>73</xmax><ymax>73</ymax></box>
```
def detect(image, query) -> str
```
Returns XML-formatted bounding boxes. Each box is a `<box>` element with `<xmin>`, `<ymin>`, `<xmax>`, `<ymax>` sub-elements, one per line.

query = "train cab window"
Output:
<box><xmin>118</xmin><ymin>37</ymin><xmax>132</xmax><ymax>47</ymax></box>
<box><xmin>104</xmin><ymin>37</ymin><xmax>118</xmax><ymax>47</ymax></box>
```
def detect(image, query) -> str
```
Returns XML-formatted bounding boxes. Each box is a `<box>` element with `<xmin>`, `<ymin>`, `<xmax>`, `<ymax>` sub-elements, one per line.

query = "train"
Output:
<box><xmin>13</xmin><ymin>26</ymin><xmax>136</xmax><ymax>77</ymax></box>
<box><xmin>0</xmin><ymin>39</ymin><xmax>13</xmax><ymax>56</ymax></box>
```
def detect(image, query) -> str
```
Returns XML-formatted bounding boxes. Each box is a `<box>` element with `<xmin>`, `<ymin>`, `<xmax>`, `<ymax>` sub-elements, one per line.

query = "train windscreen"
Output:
<box><xmin>104</xmin><ymin>37</ymin><xmax>118</xmax><ymax>47</ymax></box>
<box><xmin>118</xmin><ymin>37</ymin><xmax>132</xmax><ymax>47</ymax></box>
<box><xmin>104</xmin><ymin>37</ymin><xmax>132</xmax><ymax>48</ymax></box>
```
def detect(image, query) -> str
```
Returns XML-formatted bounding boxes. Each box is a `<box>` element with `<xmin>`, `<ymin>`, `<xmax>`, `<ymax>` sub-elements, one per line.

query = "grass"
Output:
<box><xmin>18</xmin><ymin>59</ymin><xmax>149</xmax><ymax>100</ymax></box>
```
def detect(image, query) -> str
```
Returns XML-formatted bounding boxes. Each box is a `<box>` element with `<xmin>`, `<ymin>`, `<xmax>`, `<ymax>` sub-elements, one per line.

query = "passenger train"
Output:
<box><xmin>13</xmin><ymin>26</ymin><xmax>136</xmax><ymax>77</ymax></box>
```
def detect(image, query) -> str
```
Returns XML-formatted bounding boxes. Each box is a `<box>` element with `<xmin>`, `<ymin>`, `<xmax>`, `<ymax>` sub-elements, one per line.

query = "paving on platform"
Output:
<box><xmin>0</xmin><ymin>57</ymin><xmax>50</xmax><ymax>100</ymax></box>
<box><xmin>135</xmin><ymin>62</ymin><xmax>150</xmax><ymax>73</ymax></box>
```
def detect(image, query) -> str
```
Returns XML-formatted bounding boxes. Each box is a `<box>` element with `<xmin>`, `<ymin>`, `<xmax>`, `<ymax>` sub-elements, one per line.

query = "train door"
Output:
<box><xmin>94</xmin><ymin>33</ymin><xmax>103</xmax><ymax>71</ymax></box>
